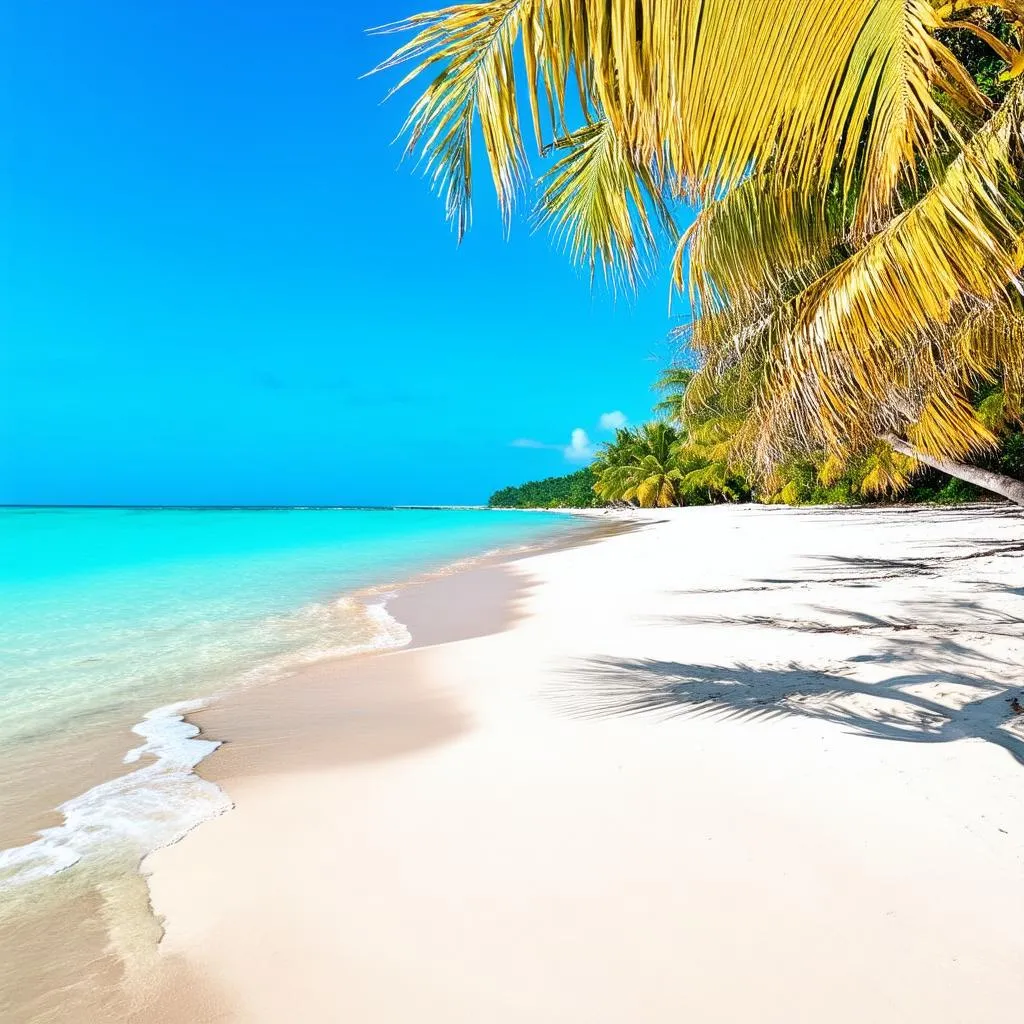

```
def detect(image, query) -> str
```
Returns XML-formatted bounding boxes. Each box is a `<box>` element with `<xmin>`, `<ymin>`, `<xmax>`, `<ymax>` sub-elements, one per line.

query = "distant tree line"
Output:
<box><xmin>488</xmin><ymin>468</ymin><xmax>603</xmax><ymax>508</ymax></box>
<box><xmin>488</xmin><ymin>371</ymin><xmax>1024</xmax><ymax>509</ymax></box>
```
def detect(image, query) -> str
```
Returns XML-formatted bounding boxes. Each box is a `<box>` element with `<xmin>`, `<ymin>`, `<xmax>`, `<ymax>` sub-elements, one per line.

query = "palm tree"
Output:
<box><xmin>651</xmin><ymin>366</ymin><xmax>752</xmax><ymax>502</ymax></box>
<box><xmin>675</xmin><ymin>124</ymin><xmax>1024</xmax><ymax>504</ymax></box>
<box><xmin>593</xmin><ymin>423</ymin><xmax>686</xmax><ymax>507</ymax></box>
<box><xmin>373</xmin><ymin>1</ymin><xmax>1024</xmax><ymax>502</ymax></box>
<box><xmin>674</xmin><ymin>417</ymin><xmax>752</xmax><ymax>505</ymax></box>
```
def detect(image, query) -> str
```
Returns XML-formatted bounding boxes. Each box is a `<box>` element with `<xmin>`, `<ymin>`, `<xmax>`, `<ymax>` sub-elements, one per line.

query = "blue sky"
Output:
<box><xmin>2</xmin><ymin>1</ymin><xmax>691</xmax><ymax>506</ymax></box>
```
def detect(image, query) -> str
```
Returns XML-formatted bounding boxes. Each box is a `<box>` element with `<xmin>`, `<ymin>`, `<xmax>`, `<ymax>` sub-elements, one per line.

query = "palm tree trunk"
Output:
<box><xmin>883</xmin><ymin>434</ymin><xmax>1024</xmax><ymax>507</ymax></box>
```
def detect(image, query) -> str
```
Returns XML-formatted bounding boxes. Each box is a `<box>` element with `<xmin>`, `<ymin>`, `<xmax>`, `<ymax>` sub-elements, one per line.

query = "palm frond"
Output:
<box><xmin>712</xmin><ymin>85</ymin><xmax>1024</xmax><ymax>464</ymax></box>
<box><xmin>535</xmin><ymin>119</ymin><xmax>676</xmax><ymax>287</ymax></box>
<box><xmin>846</xmin><ymin>0</ymin><xmax>959</xmax><ymax>231</ymax></box>
<box><xmin>675</xmin><ymin>175</ymin><xmax>848</xmax><ymax>319</ymax></box>
<box><xmin>953</xmin><ymin>300</ymin><xmax>1024</xmax><ymax>417</ymax></box>
<box><xmin>378</xmin><ymin>0</ymin><xmax>966</xmax><ymax>256</ymax></box>
<box><xmin>371</xmin><ymin>1</ymin><xmax>533</xmax><ymax>238</ymax></box>
<box><xmin>906</xmin><ymin>391</ymin><xmax>999</xmax><ymax>455</ymax></box>
<box><xmin>580</xmin><ymin>0</ymin><xmax>955</xmax><ymax>214</ymax></box>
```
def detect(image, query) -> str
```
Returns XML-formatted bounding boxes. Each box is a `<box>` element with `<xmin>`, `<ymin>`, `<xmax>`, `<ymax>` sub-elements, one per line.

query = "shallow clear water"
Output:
<box><xmin>0</xmin><ymin>506</ymin><xmax>576</xmax><ymax>889</ymax></box>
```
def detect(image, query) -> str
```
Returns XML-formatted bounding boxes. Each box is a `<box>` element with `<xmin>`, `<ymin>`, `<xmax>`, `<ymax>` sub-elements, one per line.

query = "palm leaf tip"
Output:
<box><xmin>369</xmin><ymin>1</ymin><xmax>533</xmax><ymax>239</ymax></box>
<box><xmin>534</xmin><ymin>119</ymin><xmax>677</xmax><ymax>290</ymax></box>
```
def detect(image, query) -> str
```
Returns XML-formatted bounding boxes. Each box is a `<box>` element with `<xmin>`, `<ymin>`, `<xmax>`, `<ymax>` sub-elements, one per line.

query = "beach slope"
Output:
<box><xmin>146</xmin><ymin>505</ymin><xmax>1024</xmax><ymax>1023</ymax></box>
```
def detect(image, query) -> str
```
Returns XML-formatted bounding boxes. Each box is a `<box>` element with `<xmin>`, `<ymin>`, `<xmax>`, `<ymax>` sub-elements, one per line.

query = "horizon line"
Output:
<box><xmin>0</xmin><ymin>504</ymin><xmax>492</xmax><ymax>512</ymax></box>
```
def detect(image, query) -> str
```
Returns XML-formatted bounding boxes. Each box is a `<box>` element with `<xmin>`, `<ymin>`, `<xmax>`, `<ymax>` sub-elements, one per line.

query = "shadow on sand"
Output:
<box><xmin>559</xmin><ymin>589</ymin><xmax>1024</xmax><ymax>766</ymax></box>
<box><xmin>560</xmin><ymin>655</ymin><xmax>1024</xmax><ymax>765</ymax></box>
<box><xmin>560</xmin><ymin>508</ymin><xmax>1024</xmax><ymax>764</ymax></box>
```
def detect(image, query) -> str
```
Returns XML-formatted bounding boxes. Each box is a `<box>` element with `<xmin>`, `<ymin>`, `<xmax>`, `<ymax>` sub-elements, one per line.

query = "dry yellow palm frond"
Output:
<box><xmin>535</xmin><ymin>119</ymin><xmax>675</xmax><ymax>288</ymax></box>
<box><xmin>906</xmin><ymin>391</ymin><xmax>999</xmax><ymax>456</ymax></box>
<box><xmin>757</xmin><ymin>84</ymin><xmax>1024</xmax><ymax>457</ymax></box>
<box><xmin>933</xmin><ymin>1</ymin><xmax>1024</xmax><ymax>80</ymax></box>
<box><xmin>681</xmin><ymin>78</ymin><xmax>1024</xmax><ymax>475</ymax></box>
<box><xmin>567</xmin><ymin>0</ymin><xmax>953</xmax><ymax>215</ymax></box>
<box><xmin>844</xmin><ymin>0</ymin><xmax>960</xmax><ymax>231</ymax></box>
<box><xmin>934</xmin><ymin>0</ymin><xmax>1024</xmax><ymax>24</ymax></box>
<box><xmin>815</xmin><ymin>441</ymin><xmax>922</xmax><ymax>496</ymax></box>
<box><xmin>952</xmin><ymin>300</ymin><xmax>1024</xmax><ymax>416</ymax></box>
<box><xmin>376</xmin><ymin>0</ymin><xmax>967</xmax><ymax>269</ymax></box>
<box><xmin>686</xmin><ymin>282</ymin><xmax>1023</xmax><ymax>478</ymax></box>
<box><xmin>729</xmin><ymin>328</ymin><xmax>997</xmax><ymax>471</ymax></box>
<box><xmin>702</xmin><ymin>305</ymin><xmax>1009</xmax><ymax>472</ymax></box>
<box><xmin>858</xmin><ymin>444</ymin><xmax>922</xmax><ymax>495</ymax></box>
<box><xmin>371</xmin><ymin>0</ymin><xmax>533</xmax><ymax>238</ymax></box>
<box><xmin>674</xmin><ymin>175</ymin><xmax>847</xmax><ymax>318</ymax></box>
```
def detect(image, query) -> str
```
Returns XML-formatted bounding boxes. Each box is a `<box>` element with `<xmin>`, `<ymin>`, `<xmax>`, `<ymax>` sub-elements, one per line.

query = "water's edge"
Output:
<box><xmin>0</xmin><ymin>514</ymin><xmax>608</xmax><ymax>895</ymax></box>
<box><xmin>0</xmin><ymin>597</ymin><xmax>413</xmax><ymax>894</ymax></box>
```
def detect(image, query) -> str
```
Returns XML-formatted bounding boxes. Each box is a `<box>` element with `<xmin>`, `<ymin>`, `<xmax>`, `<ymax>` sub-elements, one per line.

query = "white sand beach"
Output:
<box><xmin>140</xmin><ymin>504</ymin><xmax>1024</xmax><ymax>1022</ymax></box>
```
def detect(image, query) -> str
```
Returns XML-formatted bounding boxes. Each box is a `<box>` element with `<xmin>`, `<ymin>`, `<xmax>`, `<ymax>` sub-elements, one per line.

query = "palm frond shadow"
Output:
<box><xmin>689</xmin><ymin>543</ymin><xmax>1024</xmax><ymax>594</ymax></box>
<box><xmin>751</xmin><ymin>555</ymin><xmax>938</xmax><ymax>589</ymax></box>
<box><xmin>560</xmin><ymin>657</ymin><xmax>1024</xmax><ymax>766</ymax></box>
<box><xmin>969</xmin><ymin>581</ymin><xmax>1024</xmax><ymax>598</ymax></box>
<box><xmin>655</xmin><ymin>598</ymin><xmax>1024</xmax><ymax>646</ymax></box>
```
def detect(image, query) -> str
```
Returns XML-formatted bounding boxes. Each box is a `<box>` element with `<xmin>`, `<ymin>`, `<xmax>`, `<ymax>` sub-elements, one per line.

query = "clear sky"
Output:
<box><xmin>2</xmin><ymin>1</ymin><xmax>692</xmax><ymax>506</ymax></box>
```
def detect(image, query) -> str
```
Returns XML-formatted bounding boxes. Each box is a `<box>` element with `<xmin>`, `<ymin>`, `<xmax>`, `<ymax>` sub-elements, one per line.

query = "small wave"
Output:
<box><xmin>0</xmin><ymin>701</ymin><xmax>231</xmax><ymax>891</ymax></box>
<box><xmin>231</xmin><ymin>597</ymin><xmax>411</xmax><ymax>689</ymax></box>
<box><xmin>292</xmin><ymin>596</ymin><xmax>411</xmax><ymax>663</ymax></box>
<box><xmin>0</xmin><ymin>598</ymin><xmax>411</xmax><ymax>893</ymax></box>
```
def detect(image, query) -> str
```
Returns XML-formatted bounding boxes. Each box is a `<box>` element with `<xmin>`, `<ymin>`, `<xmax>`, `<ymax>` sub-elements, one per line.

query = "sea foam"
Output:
<box><xmin>0</xmin><ymin>701</ymin><xmax>230</xmax><ymax>891</ymax></box>
<box><xmin>0</xmin><ymin>508</ymin><xmax>570</xmax><ymax>893</ymax></box>
<box><xmin>0</xmin><ymin>598</ymin><xmax>412</xmax><ymax>893</ymax></box>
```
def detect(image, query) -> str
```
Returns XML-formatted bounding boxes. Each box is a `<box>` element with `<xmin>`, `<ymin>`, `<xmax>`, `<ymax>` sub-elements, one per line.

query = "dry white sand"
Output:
<box><xmin>144</xmin><ymin>504</ymin><xmax>1024</xmax><ymax>1022</ymax></box>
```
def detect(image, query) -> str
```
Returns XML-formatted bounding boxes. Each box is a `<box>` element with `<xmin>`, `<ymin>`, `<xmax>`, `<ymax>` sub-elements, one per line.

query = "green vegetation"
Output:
<box><xmin>488</xmin><ymin>369</ymin><xmax>1023</xmax><ymax>508</ymax></box>
<box><xmin>592</xmin><ymin>422</ymin><xmax>750</xmax><ymax>507</ymax></box>
<box><xmin>654</xmin><ymin>365</ymin><xmax>1024</xmax><ymax>506</ymax></box>
<box><xmin>488</xmin><ymin>467</ymin><xmax>602</xmax><ymax>508</ymax></box>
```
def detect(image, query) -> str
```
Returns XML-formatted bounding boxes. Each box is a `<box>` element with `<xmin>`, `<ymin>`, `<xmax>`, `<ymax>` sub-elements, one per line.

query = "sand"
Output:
<box><xmin>48</xmin><ymin>506</ymin><xmax>1024</xmax><ymax>1019</ymax></box>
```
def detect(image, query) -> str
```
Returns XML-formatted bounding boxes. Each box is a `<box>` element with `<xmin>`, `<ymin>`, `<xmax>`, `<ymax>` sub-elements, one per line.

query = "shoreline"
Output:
<box><xmin>183</xmin><ymin>513</ymin><xmax>636</xmax><ymax>787</ymax></box>
<box><xmin>5</xmin><ymin>504</ymin><xmax>1024</xmax><ymax>1021</ymax></box>
<box><xmin>141</xmin><ymin>503</ymin><xmax>1023</xmax><ymax>1023</ymax></box>
<box><xmin>0</xmin><ymin>512</ymin><xmax>624</xmax><ymax>1022</ymax></box>
<box><xmin>0</xmin><ymin>512</ymin><xmax>611</xmax><ymax>868</ymax></box>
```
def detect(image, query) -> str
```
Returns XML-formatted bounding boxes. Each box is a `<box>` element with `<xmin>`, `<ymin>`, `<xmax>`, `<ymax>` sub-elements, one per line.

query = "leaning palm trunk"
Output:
<box><xmin>884</xmin><ymin>435</ymin><xmax>1024</xmax><ymax>506</ymax></box>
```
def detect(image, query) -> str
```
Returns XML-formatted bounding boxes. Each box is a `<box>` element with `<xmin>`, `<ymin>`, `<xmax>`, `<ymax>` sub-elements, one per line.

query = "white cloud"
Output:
<box><xmin>511</xmin><ymin>423</ymin><xmax>604</xmax><ymax>462</ymax></box>
<box><xmin>564</xmin><ymin>427</ymin><xmax>595</xmax><ymax>462</ymax></box>
<box><xmin>598</xmin><ymin>410</ymin><xmax>627</xmax><ymax>431</ymax></box>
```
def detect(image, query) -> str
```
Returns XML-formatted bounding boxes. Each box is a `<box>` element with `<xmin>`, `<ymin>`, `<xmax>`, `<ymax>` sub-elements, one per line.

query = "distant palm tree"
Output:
<box><xmin>593</xmin><ymin>422</ymin><xmax>685</xmax><ymax>507</ymax></box>
<box><xmin>652</xmin><ymin>366</ymin><xmax>753</xmax><ymax>502</ymax></box>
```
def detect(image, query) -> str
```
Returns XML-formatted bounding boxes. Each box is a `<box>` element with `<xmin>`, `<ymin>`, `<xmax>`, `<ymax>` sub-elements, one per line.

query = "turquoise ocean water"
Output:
<box><xmin>0</xmin><ymin>507</ymin><xmax>577</xmax><ymax>891</ymax></box>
